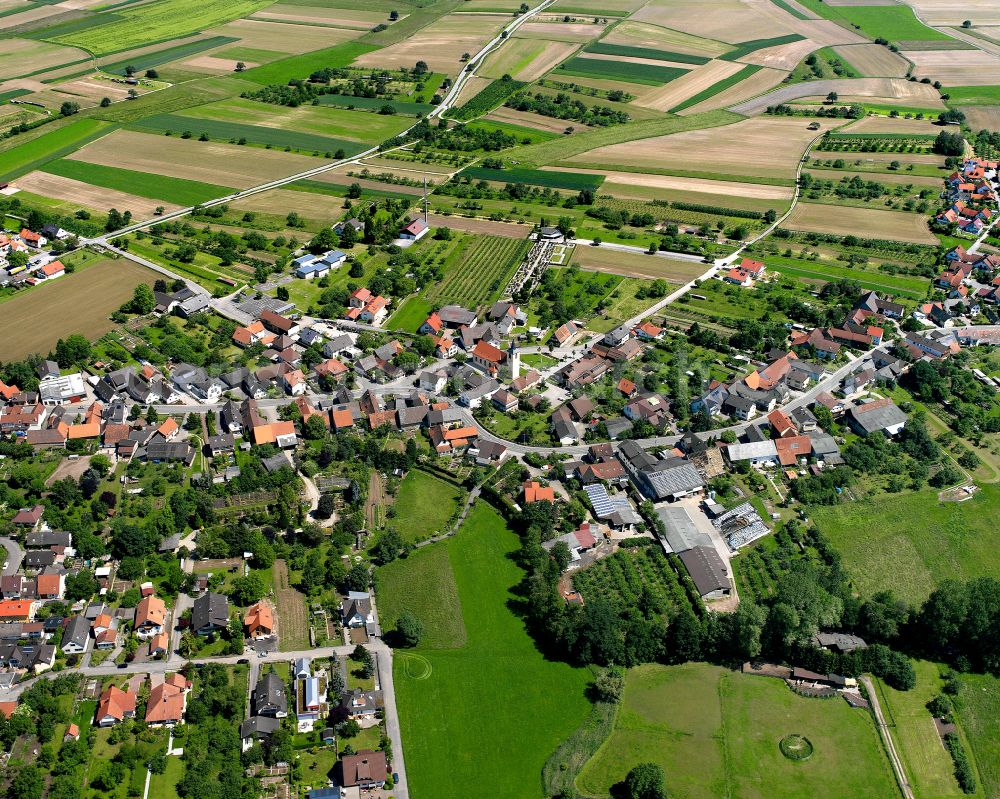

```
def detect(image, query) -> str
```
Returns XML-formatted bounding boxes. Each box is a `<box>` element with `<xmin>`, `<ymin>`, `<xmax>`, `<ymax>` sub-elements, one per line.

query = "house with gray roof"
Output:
<box><xmin>617</xmin><ymin>440</ymin><xmax>704</xmax><ymax>501</ymax></box>
<box><xmin>192</xmin><ymin>592</ymin><xmax>229</xmax><ymax>636</ymax></box>
<box><xmin>61</xmin><ymin>615</ymin><xmax>90</xmax><ymax>654</ymax></box>
<box><xmin>847</xmin><ymin>398</ymin><xmax>907</xmax><ymax>437</ymax></box>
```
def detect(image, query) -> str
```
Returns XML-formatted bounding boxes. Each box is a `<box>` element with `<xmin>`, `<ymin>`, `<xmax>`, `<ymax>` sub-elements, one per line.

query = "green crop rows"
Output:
<box><xmin>722</xmin><ymin>33</ymin><xmax>805</xmax><ymax>61</ymax></box>
<box><xmin>584</xmin><ymin>43</ymin><xmax>710</xmax><ymax>65</ymax></box>
<box><xmin>425</xmin><ymin>235</ymin><xmax>529</xmax><ymax>307</ymax></box>
<box><xmin>449</xmin><ymin>77</ymin><xmax>528</xmax><ymax>121</ymax></box>
<box><xmin>459</xmin><ymin>166</ymin><xmax>604</xmax><ymax>191</ymax></box>
<box><xmin>100</xmin><ymin>35</ymin><xmax>238</xmax><ymax>75</ymax></box>
<box><xmin>315</xmin><ymin>93</ymin><xmax>433</xmax><ymax>116</ymax></box>
<box><xmin>129</xmin><ymin>114</ymin><xmax>366</xmax><ymax>155</ymax></box>
<box><xmin>556</xmin><ymin>56</ymin><xmax>688</xmax><ymax>86</ymax></box>
<box><xmin>670</xmin><ymin>64</ymin><xmax>761</xmax><ymax>113</ymax></box>
<box><xmin>41</xmin><ymin>159</ymin><xmax>235</xmax><ymax>205</ymax></box>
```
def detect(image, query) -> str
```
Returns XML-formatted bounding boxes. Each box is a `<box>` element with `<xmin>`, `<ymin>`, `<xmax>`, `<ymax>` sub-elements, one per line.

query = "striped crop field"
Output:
<box><xmin>459</xmin><ymin>166</ymin><xmax>604</xmax><ymax>191</ymax></box>
<box><xmin>555</xmin><ymin>56</ymin><xmax>688</xmax><ymax>85</ymax></box>
<box><xmin>425</xmin><ymin>235</ymin><xmax>529</xmax><ymax>307</ymax></box>
<box><xmin>584</xmin><ymin>43</ymin><xmax>710</xmax><ymax>65</ymax></box>
<box><xmin>41</xmin><ymin>159</ymin><xmax>235</xmax><ymax>205</ymax></box>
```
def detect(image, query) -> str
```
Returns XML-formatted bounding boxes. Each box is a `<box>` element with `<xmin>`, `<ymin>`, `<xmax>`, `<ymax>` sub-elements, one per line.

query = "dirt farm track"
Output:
<box><xmin>0</xmin><ymin>258</ymin><xmax>153</xmax><ymax>361</ymax></box>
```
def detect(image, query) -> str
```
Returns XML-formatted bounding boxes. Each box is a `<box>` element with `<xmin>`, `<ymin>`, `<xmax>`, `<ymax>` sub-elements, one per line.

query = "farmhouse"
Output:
<box><xmin>399</xmin><ymin>217</ymin><xmax>428</xmax><ymax>241</ymax></box>
<box><xmin>617</xmin><ymin>440</ymin><xmax>704</xmax><ymax>502</ymax></box>
<box><xmin>847</xmin><ymin>398</ymin><xmax>907</xmax><ymax>437</ymax></box>
<box><xmin>679</xmin><ymin>546</ymin><xmax>732</xmax><ymax>599</ymax></box>
<box><xmin>542</xmin><ymin>523</ymin><xmax>599</xmax><ymax>564</ymax></box>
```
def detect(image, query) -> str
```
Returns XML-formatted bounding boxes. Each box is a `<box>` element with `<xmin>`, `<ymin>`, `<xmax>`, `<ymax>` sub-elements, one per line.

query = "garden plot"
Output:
<box><xmin>354</xmin><ymin>14</ymin><xmax>510</xmax><ymax>73</ymax></box>
<box><xmin>783</xmin><ymin>202</ymin><xmax>938</xmax><ymax>243</ymax></box>
<box><xmin>729</xmin><ymin>77</ymin><xmax>944</xmax><ymax>114</ymax></box>
<box><xmin>832</xmin><ymin>43</ymin><xmax>910</xmax><ymax>77</ymax></box>
<box><xmin>565</xmin><ymin>115</ymin><xmax>837</xmax><ymax>180</ymax></box>
<box><xmin>0</xmin><ymin>39</ymin><xmax>87</xmax><ymax>82</ymax></box>
<box><xmin>903</xmin><ymin>48</ymin><xmax>1000</xmax><ymax>85</ymax></box>
<box><xmin>679</xmin><ymin>65</ymin><xmax>787</xmax><ymax>114</ymax></box>
<box><xmin>480</xmin><ymin>38</ymin><xmax>579</xmax><ymax>82</ymax></box>
<box><xmin>66</xmin><ymin>129</ymin><xmax>320</xmax><ymax>188</ymax></box>
<box><xmin>208</xmin><ymin>18</ymin><xmax>359</xmax><ymax>54</ymax></box>
<box><xmin>632</xmin><ymin>60</ymin><xmax>746</xmax><ymax>111</ymax></box>
<box><xmin>600</xmin><ymin>20</ymin><xmax>731</xmax><ymax>59</ymax></box>
<box><xmin>14</xmin><ymin>170</ymin><xmax>180</xmax><ymax>218</ymax></box>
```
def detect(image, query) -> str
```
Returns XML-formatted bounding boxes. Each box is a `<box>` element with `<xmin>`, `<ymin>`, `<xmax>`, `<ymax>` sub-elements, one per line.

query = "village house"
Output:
<box><xmin>146</xmin><ymin>673</ymin><xmax>190</xmax><ymax>726</ymax></box>
<box><xmin>96</xmin><ymin>685</ymin><xmax>137</xmax><ymax>726</ymax></box>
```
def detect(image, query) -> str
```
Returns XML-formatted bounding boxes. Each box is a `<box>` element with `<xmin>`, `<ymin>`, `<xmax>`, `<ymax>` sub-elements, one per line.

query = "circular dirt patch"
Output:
<box><xmin>780</xmin><ymin>734</ymin><xmax>814</xmax><ymax>761</ymax></box>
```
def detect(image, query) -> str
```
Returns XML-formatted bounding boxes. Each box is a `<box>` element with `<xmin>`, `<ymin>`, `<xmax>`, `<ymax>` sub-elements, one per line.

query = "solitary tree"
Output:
<box><xmin>624</xmin><ymin>763</ymin><xmax>669</xmax><ymax>799</ymax></box>
<box><xmin>395</xmin><ymin>612</ymin><xmax>424</xmax><ymax>647</ymax></box>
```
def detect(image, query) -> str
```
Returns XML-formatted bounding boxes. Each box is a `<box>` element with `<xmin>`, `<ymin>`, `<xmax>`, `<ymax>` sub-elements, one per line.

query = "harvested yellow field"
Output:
<box><xmin>729</xmin><ymin>77</ymin><xmax>943</xmax><ymax>114</ymax></box>
<box><xmin>791</xmin><ymin>18</ymin><xmax>868</xmax><ymax>46</ymax></box>
<box><xmin>568</xmin><ymin>168</ymin><xmax>794</xmax><ymax>200</ymax></box>
<box><xmin>961</xmin><ymin>106</ymin><xmax>1000</xmax><ymax>131</ymax></box>
<box><xmin>633</xmin><ymin>60</ymin><xmax>745</xmax><ymax>112</ymax></box>
<box><xmin>183</xmin><ymin>56</ymin><xmax>257</xmax><ymax>73</ymax></box>
<box><xmin>209</xmin><ymin>18</ymin><xmax>358</xmax><ymax>53</ymax></box>
<box><xmin>572</xmin><ymin>246</ymin><xmax>707</xmax><ymax>283</ymax></box>
<box><xmin>251</xmin><ymin>5</ymin><xmax>394</xmax><ymax>29</ymax></box>
<box><xmin>359</xmin><ymin>156</ymin><xmax>456</xmax><ymax>175</ymax></box>
<box><xmin>551</xmin><ymin>0</ymin><xmax>647</xmax><ymax>12</ymax></box>
<box><xmin>308</xmin><ymin>169</ymin><xmax>425</xmax><ymax>195</ymax></box>
<box><xmin>845</xmin><ymin>114</ymin><xmax>942</xmax><ymax>134</ymax></box>
<box><xmin>784</xmin><ymin>202</ymin><xmax>937</xmax><ymax>243</ymax></box>
<box><xmin>14</xmin><ymin>171</ymin><xmax>180</xmax><ymax>218</ymax></box>
<box><xmin>833</xmin><ymin>43</ymin><xmax>910</xmax><ymax>77</ymax></box>
<box><xmin>230</xmin><ymin>187</ymin><xmax>363</xmax><ymax>220</ymax></box>
<box><xmin>427</xmin><ymin>212</ymin><xmax>529</xmax><ymax>238</ymax></box>
<box><xmin>354</xmin><ymin>14</ymin><xmax>509</xmax><ymax>73</ymax></box>
<box><xmin>0</xmin><ymin>3</ymin><xmax>64</xmax><ymax>30</ymax></box>
<box><xmin>904</xmin><ymin>49</ymin><xmax>1000</xmax><ymax>85</ymax></box>
<box><xmin>67</xmin><ymin>129</ymin><xmax>320</xmax><ymax>188</ymax></box>
<box><xmin>678</xmin><ymin>66</ymin><xmax>786</xmax><ymax>115</ymax></box>
<box><xmin>565</xmin><ymin>116</ymin><xmax>838</xmax><ymax>179</ymax></box>
<box><xmin>481</xmin><ymin>38</ymin><xmax>578</xmax><ymax>81</ymax></box>
<box><xmin>738</xmin><ymin>38</ymin><xmax>823</xmax><ymax>71</ymax></box>
<box><xmin>486</xmin><ymin>106</ymin><xmax>591</xmax><ymax>133</ymax></box>
<box><xmin>900</xmin><ymin>0</ymin><xmax>1000</xmax><ymax>26</ymax></box>
<box><xmin>0</xmin><ymin>39</ymin><xmax>87</xmax><ymax>82</ymax></box>
<box><xmin>601</xmin><ymin>20</ymin><xmax>730</xmax><ymax>58</ymax></box>
<box><xmin>516</xmin><ymin>21</ymin><xmax>608</xmax><ymax>42</ymax></box>
<box><xmin>631</xmin><ymin>0</ymin><xmax>794</xmax><ymax>44</ymax></box>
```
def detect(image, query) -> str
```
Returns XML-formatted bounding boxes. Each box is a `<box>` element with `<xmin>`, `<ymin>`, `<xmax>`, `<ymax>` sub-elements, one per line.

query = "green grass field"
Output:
<box><xmin>99</xmin><ymin>35</ymin><xmax>238</xmax><ymax>75</ymax></box>
<box><xmin>584</xmin><ymin>42</ymin><xmax>710</xmax><ymax>65</ymax></box>
<box><xmin>239</xmin><ymin>42</ymin><xmax>379</xmax><ymax>85</ymax></box>
<box><xmin>460</xmin><ymin>166</ymin><xmax>603</xmax><ymax>191</ymax></box>
<box><xmin>391</xmin><ymin>469</ymin><xmax>465</xmax><ymax>543</ymax></box>
<box><xmin>956</xmin><ymin>672</ymin><xmax>1000</xmax><ymax>799</ymax></box>
<box><xmin>376</xmin><ymin>541</ymin><xmax>469</xmax><ymax>649</ymax></box>
<box><xmin>946</xmin><ymin>85</ymin><xmax>1000</xmax><ymax>106</ymax></box>
<box><xmin>391</xmin><ymin>502</ymin><xmax>592</xmax><ymax>799</ymax></box>
<box><xmin>670</xmin><ymin>64</ymin><xmax>762</xmax><ymax>113</ymax></box>
<box><xmin>578</xmin><ymin>663</ymin><xmax>898</xmax><ymax>799</ymax></box>
<box><xmin>556</xmin><ymin>56</ymin><xmax>688</xmax><ymax>86</ymax></box>
<box><xmin>0</xmin><ymin>119</ymin><xmax>113</xmax><ymax>181</ymax></box>
<box><xmin>875</xmin><ymin>660</ymin><xmax>971</xmax><ymax>799</ymax></box>
<box><xmin>129</xmin><ymin>113</ymin><xmax>368</xmax><ymax>155</ymax></box>
<box><xmin>765</xmin><ymin>254</ymin><xmax>928</xmax><ymax>299</ymax></box>
<box><xmin>792</xmin><ymin>0</ymin><xmax>952</xmax><ymax>42</ymax></box>
<box><xmin>42</xmin><ymin>159</ymin><xmax>235</xmax><ymax>205</ymax></box>
<box><xmin>467</xmin><ymin>118</ymin><xmax>557</xmax><ymax>145</ymax></box>
<box><xmin>811</xmin><ymin>485</ymin><xmax>1000</xmax><ymax>604</ymax></box>
<box><xmin>146</xmin><ymin>754</ymin><xmax>183</xmax><ymax>799</ymax></box>
<box><xmin>314</xmin><ymin>93</ymin><xmax>433</xmax><ymax>116</ymax></box>
<box><xmin>386</xmin><ymin>295</ymin><xmax>434</xmax><ymax>332</ymax></box>
<box><xmin>48</xmin><ymin>0</ymin><xmax>272</xmax><ymax>56</ymax></box>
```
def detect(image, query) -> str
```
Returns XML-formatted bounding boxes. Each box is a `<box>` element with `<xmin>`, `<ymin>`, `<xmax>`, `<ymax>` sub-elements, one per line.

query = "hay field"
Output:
<box><xmin>572</xmin><ymin>246</ymin><xmax>707</xmax><ymax>282</ymax></box>
<box><xmin>0</xmin><ymin>258</ymin><xmax>153</xmax><ymax>361</ymax></box>
<box><xmin>903</xmin><ymin>48</ymin><xmax>1000</xmax><ymax>85</ymax></box>
<box><xmin>633</xmin><ymin>59</ymin><xmax>745</xmax><ymax>111</ymax></box>
<box><xmin>515</xmin><ymin>20</ymin><xmax>608</xmax><ymax>42</ymax></box>
<box><xmin>961</xmin><ymin>105</ymin><xmax>1000</xmax><ymax>130</ymax></box>
<box><xmin>480</xmin><ymin>38</ymin><xmax>578</xmax><ymax>81</ymax></box>
<box><xmin>845</xmin><ymin>114</ymin><xmax>942</xmax><ymax>133</ymax></box>
<box><xmin>784</xmin><ymin>202</ymin><xmax>937</xmax><ymax>243</ymax></box>
<box><xmin>601</xmin><ymin>20</ymin><xmax>731</xmax><ymax>58</ymax></box>
<box><xmin>729</xmin><ymin>77</ymin><xmax>943</xmax><ymax>114</ymax></box>
<box><xmin>66</xmin><ymin>129</ymin><xmax>320</xmax><ymax>188</ymax></box>
<box><xmin>250</xmin><ymin>5</ymin><xmax>393</xmax><ymax>29</ymax></box>
<box><xmin>833</xmin><ymin>43</ymin><xmax>910</xmax><ymax>76</ymax></box>
<box><xmin>630</xmin><ymin>0</ymin><xmax>795</xmax><ymax>44</ymax></box>
<box><xmin>14</xmin><ymin>170</ymin><xmax>180</xmax><ymax>217</ymax></box>
<box><xmin>354</xmin><ymin>14</ymin><xmax>509</xmax><ymax>73</ymax></box>
<box><xmin>565</xmin><ymin>115</ymin><xmax>836</xmax><ymax>179</ymax></box>
<box><xmin>208</xmin><ymin>18</ymin><xmax>358</xmax><ymax>54</ymax></box>
<box><xmin>230</xmin><ymin>187</ymin><xmax>360</xmax><ymax>219</ymax></box>
<box><xmin>0</xmin><ymin>39</ymin><xmax>87</xmax><ymax>82</ymax></box>
<box><xmin>900</xmin><ymin>0</ymin><xmax>1000</xmax><ymax>26</ymax></box>
<box><xmin>182</xmin><ymin>56</ymin><xmax>254</xmax><ymax>73</ymax></box>
<box><xmin>566</xmin><ymin>167</ymin><xmax>794</xmax><ymax>200</ymax></box>
<box><xmin>486</xmin><ymin>106</ymin><xmax>591</xmax><ymax>133</ymax></box>
<box><xmin>679</xmin><ymin>65</ymin><xmax>787</xmax><ymax>114</ymax></box>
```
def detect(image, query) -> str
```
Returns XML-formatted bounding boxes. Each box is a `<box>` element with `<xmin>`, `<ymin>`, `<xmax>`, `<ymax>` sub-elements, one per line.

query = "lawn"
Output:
<box><xmin>49</xmin><ymin>0</ymin><xmax>272</xmax><ymax>56</ymax></box>
<box><xmin>765</xmin><ymin>254</ymin><xmax>928</xmax><ymax>299</ymax></box>
<box><xmin>146</xmin><ymin>754</ymin><xmax>184</xmax><ymax>799</ymax></box>
<box><xmin>811</xmin><ymin>485</ymin><xmax>1000</xmax><ymax>605</ymax></box>
<box><xmin>386</xmin><ymin>296</ymin><xmax>434</xmax><ymax>333</ymax></box>
<box><xmin>43</xmin><ymin>159</ymin><xmax>236</xmax><ymax>205</ymax></box>
<box><xmin>240</xmin><ymin>42</ymin><xmax>379</xmax><ymax>85</ymax></box>
<box><xmin>391</xmin><ymin>502</ymin><xmax>592</xmax><ymax>798</ymax></box>
<box><xmin>875</xmin><ymin>660</ymin><xmax>970</xmax><ymax>799</ymax></box>
<box><xmin>376</xmin><ymin>541</ymin><xmax>468</xmax><ymax>649</ymax></box>
<box><xmin>390</xmin><ymin>469</ymin><xmax>465</xmax><ymax>543</ymax></box>
<box><xmin>0</xmin><ymin>119</ymin><xmax>113</xmax><ymax>181</ymax></box>
<box><xmin>956</xmin><ymin>672</ymin><xmax>1000</xmax><ymax>799</ymax></box>
<box><xmin>577</xmin><ymin>662</ymin><xmax>898</xmax><ymax>799</ymax></box>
